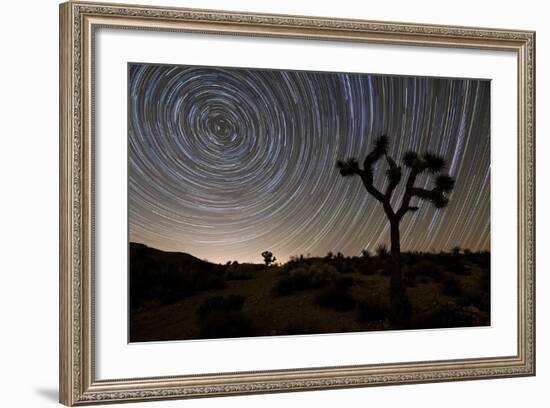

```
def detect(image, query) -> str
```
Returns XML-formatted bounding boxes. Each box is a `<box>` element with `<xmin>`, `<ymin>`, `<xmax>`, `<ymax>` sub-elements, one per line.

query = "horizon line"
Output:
<box><xmin>129</xmin><ymin>240</ymin><xmax>491</xmax><ymax>265</ymax></box>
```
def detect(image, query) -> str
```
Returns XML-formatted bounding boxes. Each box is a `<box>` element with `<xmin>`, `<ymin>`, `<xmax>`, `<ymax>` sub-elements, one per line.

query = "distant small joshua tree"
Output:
<box><xmin>261</xmin><ymin>251</ymin><xmax>277</xmax><ymax>267</ymax></box>
<box><xmin>337</xmin><ymin>135</ymin><xmax>455</xmax><ymax>323</ymax></box>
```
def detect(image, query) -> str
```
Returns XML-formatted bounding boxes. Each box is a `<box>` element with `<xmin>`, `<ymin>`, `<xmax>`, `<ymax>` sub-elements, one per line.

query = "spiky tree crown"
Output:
<box><xmin>336</xmin><ymin>135</ymin><xmax>455</xmax><ymax>215</ymax></box>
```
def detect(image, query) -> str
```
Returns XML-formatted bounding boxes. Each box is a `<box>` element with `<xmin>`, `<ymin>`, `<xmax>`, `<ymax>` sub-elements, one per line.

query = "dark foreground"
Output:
<box><xmin>129</xmin><ymin>243</ymin><xmax>490</xmax><ymax>342</ymax></box>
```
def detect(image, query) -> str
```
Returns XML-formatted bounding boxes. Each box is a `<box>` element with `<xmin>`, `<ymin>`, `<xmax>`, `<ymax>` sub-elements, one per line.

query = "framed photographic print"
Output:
<box><xmin>59</xmin><ymin>1</ymin><xmax>536</xmax><ymax>405</ymax></box>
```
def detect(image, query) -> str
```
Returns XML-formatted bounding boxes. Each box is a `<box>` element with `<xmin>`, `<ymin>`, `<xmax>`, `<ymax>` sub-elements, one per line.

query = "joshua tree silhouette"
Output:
<box><xmin>337</xmin><ymin>135</ymin><xmax>455</xmax><ymax>323</ymax></box>
<box><xmin>261</xmin><ymin>251</ymin><xmax>277</xmax><ymax>267</ymax></box>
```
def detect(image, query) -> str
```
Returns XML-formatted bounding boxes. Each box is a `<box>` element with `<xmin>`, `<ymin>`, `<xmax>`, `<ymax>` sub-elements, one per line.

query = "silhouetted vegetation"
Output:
<box><xmin>441</xmin><ymin>272</ymin><xmax>463</xmax><ymax>296</ymax></box>
<box><xmin>225</xmin><ymin>262</ymin><xmax>259</xmax><ymax>280</ymax></box>
<box><xmin>317</xmin><ymin>287</ymin><xmax>356</xmax><ymax>311</ymax></box>
<box><xmin>357</xmin><ymin>294</ymin><xmax>389</xmax><ymax>322</ymax></box>
<box><xmin>261</xmin><ymin>250</ymin><xmax>277</xmax><ymax>267</ymax></box>
<box><xmin>376</xmin><ymin>244</ymin><xmax>389</xmax><ymax>259</ymax></box>
<box><xmin>130</xmin><ymin>243</ymin><xmax>490</xmax><ymax>342</ymax></box>
<box><xmin>195</xmin><ymin>294</ymin><xmax>255</xmax><ymax>339</ymax></box>
<box><xmin>274</xmin><ymin>263</ymin><xmax>337</xmax><ymax>296</ymax></box>
<box><xmin>407</xmin><ymin>301</ymin><xmax>483</xmax><ymax>329</ymax></box>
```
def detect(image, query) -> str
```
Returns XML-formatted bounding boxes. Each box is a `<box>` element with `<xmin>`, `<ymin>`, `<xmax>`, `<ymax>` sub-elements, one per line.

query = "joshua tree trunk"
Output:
<box><xmin>389</xmin><ymin>218</ymin><xmax>405</xmax><ymax>323</ymax></box>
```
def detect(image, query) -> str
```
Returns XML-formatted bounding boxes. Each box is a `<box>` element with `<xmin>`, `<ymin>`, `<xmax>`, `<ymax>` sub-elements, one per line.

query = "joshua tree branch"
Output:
<box><xmin>384</xmin><ymin>154</ymin><xmax>401</xmax><ymax>201</ymax></box>
<box><xmin>411</xmin><ymin>187</ymin><xmax>450</xmax><ymax>209</ymax></box>
<box><xmin>337</xmin><ymin>136</ymin><xmax>391</xmax><ymax>209</ymax></box>
<box><xmin>410</xmin><ymin>187</ymin><xmax>432</xmax><ymax>198</ymax></box>
<box><xmin>358</xmin><ymin>169</ymin><xmax>386</xmax><ymax>203</ymax></box>
<box><xmin>396</xmin><ymin>168</ymin><xmax>420</xmax><ymax>220</ymax></box>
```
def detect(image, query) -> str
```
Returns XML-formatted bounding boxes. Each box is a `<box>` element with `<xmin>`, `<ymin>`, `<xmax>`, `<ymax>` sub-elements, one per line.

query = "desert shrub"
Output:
<box><xmin>357</xmin><ymin>256</ymin><xmax>381</xmax><ymax>275</ymax></box>
<box><xmin>405</xmin><ymin>251</ymin><xmax>422</xmax><ymax>264</ymax></box>
<box><xmin>199</xmin><ymin>311</ymin><xmax>255</xmax><ymax>339</ymax></box>
<box><xmin>441</xmin><ymin>255</ymin><xmax>469</xmax><ymax>275</ymax></box>
<box><xmin>274</xmin><ymin>275</ymin><xmax>295</xmax><ymax>296</ymax></box>
<box><xmin>316</xmin><ymin>287</ymin><xmax>356</xmax><ymax>311</ymax></box>
<box><xmin>361</xmin><ymin>249</ymin><xmax>371</xmax><ymax>259</ymax></box>
<box><xmin>308</xmin><ymin>263</ymin><xmax>339</xmax><ymax>282</ymax></box>
<box><xmin>360</xmin><ymin>268</ymin><xmax>376</xmax><ymax>276</ymax></box>
<box><xmin>409</xmin><ymin>260</ymin><xmax>444</xmax><ymax>281</ymax></box>
<box><xmin>335</xmin><ymin>259</ymin><xmax>356</xmax><ymax>274</ymax></box>
<box><xmin>225</xmin><ymin>263</ymin><xmax>256</xmax><ymax>280</ymax></box>
<box><xmin>274</xmin><ymin>264</ymin><xmax>337</xmax><ymax>296</ymax></box>
<box><xmin>274</xmin><ymin>269</ymin><xmax>307</xmax><ymax>295</ymax></box>
<box><xmin>409</xmin><ymin>302</ymin><xmax>485</xmax><ymax>329</ymax></box>
<box><xmin>452</xmin><ymin>262</ymin><xmax>469</xmax><ymax>275</ymax></box>
<box><xmin>357</xmin><ymin>294</ymin><xmax>389</xmax><ymax>322</ymax></box>
<box><xmin>357</xmin><ymin>257</ymin><xmax>376</xmax><ymax>275</ymax></box>
<box><xmin>440</xmin><ymin>272</ymin><xmax>463</xmax><ymax>297</ymax></box>
<box><xmin>281</xmin><ymin>260</ymin><xmax>308</xmax><ymax>274</ymax></box>
<box><xmin>286</xmin><ymin>268</ymin><xmax>312</xmax><ymax>291</ymax></box>
<box><xmin>194</xmin><ymin>269</ymin><xmax>226</xmax><ymax>292</ymax></box>
<box><xmin>196</xmin><ymin>295</ymin><xmax>254</xmax><ymax>339</ymax></box>
<box><xmin>457</xmin><ymin>282</ymin><xmax>490</xmax><ymax>312</ymax></box>
<box><xmin>197</xmin><ymin>294</ymin><xmax>245</xmax><ymax>318</ymax></box>
<box><xmin>376</xmin><ymin>244</ymin><xmax>389</xmax><ymax>258</ymax></box>
<box><xmin>400</xmin><ymin>253</ymin><xmax>415</xmax><ymax>265</ymax></box>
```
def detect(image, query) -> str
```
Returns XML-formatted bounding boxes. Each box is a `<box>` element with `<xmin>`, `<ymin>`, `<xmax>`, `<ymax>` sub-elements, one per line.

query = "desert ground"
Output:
<box><xmin>129</xmin><ymin>242</ymin><xmax>490</xmax><ymax>342</ymax></box>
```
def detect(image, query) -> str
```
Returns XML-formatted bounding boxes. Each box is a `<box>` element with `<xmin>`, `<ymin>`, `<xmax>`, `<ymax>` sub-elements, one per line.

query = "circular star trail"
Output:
<box><xmin>128</xmin><ymin>63</ymin><xmax>490</xmax><ymax>263</ymax></box>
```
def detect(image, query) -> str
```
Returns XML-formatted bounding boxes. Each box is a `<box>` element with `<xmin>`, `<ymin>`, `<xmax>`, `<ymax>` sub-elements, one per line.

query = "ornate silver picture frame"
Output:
<box><xmin>59</xmin><ymin>1</ymin><xmax>535</xmax><ymax>405</ymax></box>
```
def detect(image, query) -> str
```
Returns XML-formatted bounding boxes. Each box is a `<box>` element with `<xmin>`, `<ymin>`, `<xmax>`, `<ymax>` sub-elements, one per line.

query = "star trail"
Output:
<box><xmin>128</xmin><ymin>63</ymin><xmax>490</xmax><ymax>264</ymax></box>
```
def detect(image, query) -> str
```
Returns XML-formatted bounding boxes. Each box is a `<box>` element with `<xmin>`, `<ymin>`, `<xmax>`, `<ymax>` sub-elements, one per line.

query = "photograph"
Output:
<box><xmin>128</xmin><ymin>63</ymin><xmax>491</xmax><ymax>342</ymax></box>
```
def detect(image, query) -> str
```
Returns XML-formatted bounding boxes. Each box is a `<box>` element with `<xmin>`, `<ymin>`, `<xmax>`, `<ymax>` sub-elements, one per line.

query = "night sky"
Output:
<box><xmin>128</xmin><ymin>63</ymin><xmax>490</xmax><ymax>264</ymax></box>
